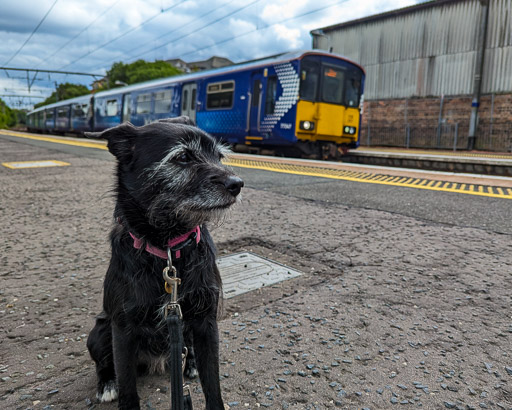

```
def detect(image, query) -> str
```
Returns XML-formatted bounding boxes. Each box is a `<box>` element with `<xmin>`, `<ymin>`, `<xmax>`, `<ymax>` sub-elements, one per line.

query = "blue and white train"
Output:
<box><xmin>27</xmin><ymin>50</ymin><xmax>365</xmax><ymax>157</ymax></box>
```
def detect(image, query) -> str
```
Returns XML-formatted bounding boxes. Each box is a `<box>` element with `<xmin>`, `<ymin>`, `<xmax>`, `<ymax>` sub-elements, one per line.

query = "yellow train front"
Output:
<box><xmin>236</xmin><ymin>51</ymin><xmax>365</xmax><ymax>159</ymax></box>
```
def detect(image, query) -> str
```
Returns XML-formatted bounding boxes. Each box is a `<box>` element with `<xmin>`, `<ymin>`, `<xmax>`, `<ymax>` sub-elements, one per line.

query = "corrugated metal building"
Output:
<box><xmin>312</xmin><ymin>0</ymin><xmax>512</xmax><ymax>151</ymax></box>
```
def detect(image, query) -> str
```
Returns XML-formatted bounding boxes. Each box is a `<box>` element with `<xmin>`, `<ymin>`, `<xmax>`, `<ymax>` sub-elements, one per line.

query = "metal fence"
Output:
<box><xmin>363</xmin><ymin>123</ymin><xmax>470</xmax><ymax>151</ymax></box>
<box><xmin>476</xmin><ymin>121</ymin><xmax>512</xmax><ymax>152</ymax></box>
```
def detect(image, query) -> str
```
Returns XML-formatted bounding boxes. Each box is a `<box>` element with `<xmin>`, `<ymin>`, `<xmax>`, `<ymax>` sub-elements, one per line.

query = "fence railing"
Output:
<box><xmin>475</xmin><ymin>121</ymin><xmax>512</xmax><ymax>152</ymax></box>
<box><xmin>360</xmin><ymin>121</ymin><xmax>512</xmax><ymax>152</ymax></box>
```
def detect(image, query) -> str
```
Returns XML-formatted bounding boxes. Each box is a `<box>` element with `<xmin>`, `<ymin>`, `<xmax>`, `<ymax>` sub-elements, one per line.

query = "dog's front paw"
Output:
<box><xmin>97</xmin><ymin>380</ymin><xmax>118</xmax><ymax>402</ymax></box>
<box><xmin>184</xmin><ymin>358</ymin><xmax>198</xmax><ymax>379</ymax></box>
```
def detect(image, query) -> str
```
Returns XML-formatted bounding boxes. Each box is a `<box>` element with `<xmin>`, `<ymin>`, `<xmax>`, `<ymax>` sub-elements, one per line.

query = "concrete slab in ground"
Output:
<box><xmin>218</xmin><ymin>252</ymin><xmax>303</xmax><ymax>298</ymax></box>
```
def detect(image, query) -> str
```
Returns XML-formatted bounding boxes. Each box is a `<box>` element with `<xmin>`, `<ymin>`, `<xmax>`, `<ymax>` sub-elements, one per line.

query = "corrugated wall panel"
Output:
<box><xmin>484</xmin><ymin>46</ymin><xmax>512</xmax><ymax>92</ymax></box>
<box><xmin>318</xmin><ymin>0</ymin><xmax>512</xmax><ymax>99</ymax></box>
<box><xmin>484</xmin><ymin>0</ymin><xmax>512</xmax><ymax>93</ymax></box>
<box><xmin>487</xmin><ymin>0</ymin><xmax>512</xmax><ymax>48</ymax></box>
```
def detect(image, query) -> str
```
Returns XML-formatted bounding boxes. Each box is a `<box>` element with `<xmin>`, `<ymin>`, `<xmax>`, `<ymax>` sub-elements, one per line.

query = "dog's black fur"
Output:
<box><xmin>86</xmin><ymin>117</ymin><xmax>243</xmax><ymax>410</ymax></box>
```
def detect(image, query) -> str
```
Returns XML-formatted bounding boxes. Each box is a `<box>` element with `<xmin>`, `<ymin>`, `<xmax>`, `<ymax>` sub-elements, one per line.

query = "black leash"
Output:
<box><xmin>164</xmin><ymin>248</ymin><xmax>193</xmax><ymax>410</ymax></box>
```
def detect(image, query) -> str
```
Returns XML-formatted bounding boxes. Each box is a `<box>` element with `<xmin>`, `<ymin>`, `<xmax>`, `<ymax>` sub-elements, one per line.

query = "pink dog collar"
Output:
<box><xmin>129</xmin><ymin>226</ymin><xmax>201</xmax><ymax>260</ymax></box>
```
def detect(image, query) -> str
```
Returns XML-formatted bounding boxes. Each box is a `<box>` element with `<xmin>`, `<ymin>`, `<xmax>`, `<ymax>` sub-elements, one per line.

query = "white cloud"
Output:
<box><xmin>272</xmin><ymin>24</ymin><xmax>303</xmax><ymax>50</ymax></box>
<box><xmin>261</xmin><ymin>0</ymin><xmax>309</xmax><ymax>22</ymax></box>
<box><xmin>0</xmin><ymin>0</ymin><xmax>422</xmax><ymax>108</ymax></box>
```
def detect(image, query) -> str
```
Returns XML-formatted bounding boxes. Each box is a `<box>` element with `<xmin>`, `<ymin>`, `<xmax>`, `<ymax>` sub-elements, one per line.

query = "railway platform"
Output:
<box><xmin>1</xmin><ymin>129</ymin><xmax>511</xmax><ymax>409</ymax></box>
<box><xmin>345</xmin><ymin>146</ymin><xmax>512</xmax><ymax>176</ymax></box>
<box><xmin>4</xmin><ymin>129</ymin><xmax>512</xmax><ymax>178</ymax></box>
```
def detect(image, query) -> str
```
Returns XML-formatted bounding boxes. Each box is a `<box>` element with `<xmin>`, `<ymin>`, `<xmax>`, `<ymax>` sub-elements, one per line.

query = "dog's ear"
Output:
<box><xmin>158</xmin><ymin>116</ymin><xmax>195</xmax><ymax>126</ymax></box>
<box><xmin>85</xmin><ymin>122</ymin><xmax>137</xmax><ymax>162</ymax></box>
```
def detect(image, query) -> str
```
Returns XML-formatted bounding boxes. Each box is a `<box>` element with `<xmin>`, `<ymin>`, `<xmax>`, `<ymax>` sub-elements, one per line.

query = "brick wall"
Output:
<box><xmin>359</xmin><ymin>94</ymin><xmax>512</xmax><ymax>151</ymax></box>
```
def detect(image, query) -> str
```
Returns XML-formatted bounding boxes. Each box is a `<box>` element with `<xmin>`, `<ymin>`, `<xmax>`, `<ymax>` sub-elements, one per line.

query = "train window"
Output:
<box><xmin>265</xmin><ymin>76</ymin><xmax>277</xmax><ymax>115</ymax></box>
<box><xmin>136</xmin><ymin>94</ymin><xmax>151</xmax><ymax>114</ymax></box>
<box><xmin>57</xmin><ymin>107</ymin><xmax>69</xmax><ymax>118</ymax></box>
<box><xmin>72</xmin><ymin>103</ymin><xmax>88</xmax><ymax>118</ymax></box>
<box><xmin>345</xmin><ymin>69</ymin><xmax>362</xmax><ymax>107</ymax></box>
<box><xmin>191</xmin><ymin>88</ymin><xmax>196</xmax><ymax>110</ymax></box>
<box><xmin>106</xmin><ymin>99</ymin><xmax>119</xmax><ymax>116</ymax></box>
<box><xmin>321</xmin><ymin>66</ymin><xmax>344</xmax><ymax>105</ymax></box>
<box><xmin>300</xmin><ymin>62</ymin><xmax>319</xmax><ymax>101</ymax></box>
<box><xmin>154</xmin><ymin>90</ymin><xmax>172</xmax><ymax>113</ymax></box>
<box><xmin>206</xmin><ymin>81</ymin><xmax>234</xmax><ymax>109</ymax></box>
<box><xmin>252</xmin><ymin>80</ymin><xmax>261</xmax><ymax>107</ymax></box>
<box><xmin>46</xmin><ymin>110</ymin><xmax>54</xmax><ymax>120</ymax></box>
<box><xmin>182</xmin><ymin>90</ymin><xmax>188</xmax><ymax>111</ymax></box>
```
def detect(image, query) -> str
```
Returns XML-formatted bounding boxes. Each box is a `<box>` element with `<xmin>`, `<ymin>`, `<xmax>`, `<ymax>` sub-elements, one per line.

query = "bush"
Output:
<box><xmin>0</xmin><ymin>99</ymin><xmax>16</xmax><ymax>128</ymax></box>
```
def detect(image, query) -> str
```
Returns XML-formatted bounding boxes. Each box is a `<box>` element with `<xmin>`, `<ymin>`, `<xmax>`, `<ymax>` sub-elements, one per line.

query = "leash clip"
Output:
<box><xmin>163</xmin><ymin>247</ymin><xmax>183</xmax><ymax>319</ymax></box>
<box><xmin>163</xmin><ymin>266</ymin><xmax>180</xmax><ymax>297</ymax></box>
<box><xmin>163</xmin><ymin>248</ymin><xmax>180</xmax><ymax>297</ymax></box>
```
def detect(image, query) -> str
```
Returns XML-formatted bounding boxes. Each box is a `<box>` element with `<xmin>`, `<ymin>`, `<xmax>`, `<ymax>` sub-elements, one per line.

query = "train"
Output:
<box><xmin>27</xmin><ymin>50</ymin><xmax>365</xmax><ymax>158</ymax></box>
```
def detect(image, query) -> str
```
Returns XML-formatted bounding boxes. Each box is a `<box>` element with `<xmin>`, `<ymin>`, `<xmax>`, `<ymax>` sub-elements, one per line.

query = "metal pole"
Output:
<box><xmin>367</xmin><ymin>102</ymin><xmax>371</xmax><ymax>146</ymax></box>
<box><xmin>454</xmin><ymin>123</ymin><xmax>459</xmax><ymax>152</ymax></box>
<box><xmin>468</xmin><ymin>0</ymin><xmax>490</xmax><ymax>150</ymax></box>
<box><xmin>489</xmin><ymin>93</ymin><xmax>494</xmax><ymax>149</ymax></box>
<box><xmin>436</xmin><ymin>95</ymin><xmax>444</xmax><ymax>148</ymax></box>
<box><xmin>404</xmin><ymin>99</ymin><xmax>408</xmax><ymax>148</ymax></box>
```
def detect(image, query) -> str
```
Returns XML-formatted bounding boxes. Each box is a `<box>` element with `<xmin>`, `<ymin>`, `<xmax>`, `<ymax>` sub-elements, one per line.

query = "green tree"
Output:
<box><xmin>34</xmin><ymin>83</ymin><xmax>90</xmax><ymax>108</ymax></box>
<box><xmin>12</xmin><ymin>109</ymin><xmax>27</xmax><ymax>125</ymax></box>
<box><xmin>102</xmin><ymin>60</ymin><xmax>182</xmax><ymax>90</ymax></box>
<box><xmin>0</xmin><ymin>99</ymin><xmax>16</xmax><ymax>129</ymax></box>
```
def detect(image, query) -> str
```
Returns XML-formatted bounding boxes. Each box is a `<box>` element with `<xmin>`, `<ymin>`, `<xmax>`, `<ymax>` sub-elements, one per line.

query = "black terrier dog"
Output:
<box><xmin>86</xmin><ymin>117</ymin><xmax>243</xmax><ymax>409</ymax></box>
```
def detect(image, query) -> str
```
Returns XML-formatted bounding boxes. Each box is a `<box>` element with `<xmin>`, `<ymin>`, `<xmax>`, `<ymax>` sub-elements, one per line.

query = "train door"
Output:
<box><xmin>122</xmin><ymin>94</ymin><xmax>131</xmax><ymax>123</ymax></box>
<box><xmin>249</xmin><ymin>72</ymin><xmax>263</xmax><ymax>135</ymax></box>
<box><xmin>181</xmin><ymin>83</ymin><xmax>197</xmax><ymax>123</ymax></box>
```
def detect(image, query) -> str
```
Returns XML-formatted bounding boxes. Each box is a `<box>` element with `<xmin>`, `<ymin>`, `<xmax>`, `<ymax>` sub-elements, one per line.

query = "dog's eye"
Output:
<box><xmin>176</xmin><ymin>152</ymin><xmax>191</xmax><ymax>164</ymax></box>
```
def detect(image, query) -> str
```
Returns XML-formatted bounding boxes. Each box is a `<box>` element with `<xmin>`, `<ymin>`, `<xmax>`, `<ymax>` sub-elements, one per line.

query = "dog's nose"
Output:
<box><xmin>224</xmin><ymin>175</ymin><xmax>244</xmax><ymax>197</ymax></box>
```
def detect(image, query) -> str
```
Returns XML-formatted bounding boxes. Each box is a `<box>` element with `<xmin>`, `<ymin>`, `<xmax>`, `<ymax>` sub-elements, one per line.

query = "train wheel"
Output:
<box><xmin>321</xmin><ymin>143</ymin><xmax>342</xmax><ymax>161</ymax></box>
<box><xmin>338</xmin><ymin>144</ymin><xmax>349</xmax><ymax>156</ymax></box>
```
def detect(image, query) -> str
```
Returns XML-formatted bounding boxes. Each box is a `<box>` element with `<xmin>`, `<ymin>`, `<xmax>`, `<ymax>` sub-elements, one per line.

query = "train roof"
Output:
<box><xmin>92</xmin><ymin>50</ymin><xmax>364</xmax><ymax>98</ymax></box>
<box><xmin>28</xmin><ymin>50</ymin><xmax>364</xmax><ymax>114</ymax></box>
<box><xmin>30</xmin><ymin>93</ymin><xmax>92</xmax><ymax>114</ymax></box>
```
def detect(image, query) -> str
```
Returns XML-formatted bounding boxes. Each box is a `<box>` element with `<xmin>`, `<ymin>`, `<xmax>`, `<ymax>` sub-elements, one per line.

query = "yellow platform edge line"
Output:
<box><xmin>2</xmin><ymin>131</ymin><xmax>509</xmax><ymax>200</ymax></box>
<box><xmin>2</xmin><ymin>160</ymin><xmax>70</xmax><ymax>169</ymax></box>
<box><xmin>226</xmin><ymin>160</ymin><xmax>512</xmax><ymax>200</ymax></box>
<box><xmin>0</xmin><ymin>130</ymin><xmax>108</xmax><ymax>150</ymax></box>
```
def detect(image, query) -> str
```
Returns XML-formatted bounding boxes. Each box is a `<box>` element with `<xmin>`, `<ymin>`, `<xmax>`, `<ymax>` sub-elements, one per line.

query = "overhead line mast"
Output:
<box><xmin>0</xmin><ymin>67</ymin><xmax>103</xmax><ymax>93</ymax></box>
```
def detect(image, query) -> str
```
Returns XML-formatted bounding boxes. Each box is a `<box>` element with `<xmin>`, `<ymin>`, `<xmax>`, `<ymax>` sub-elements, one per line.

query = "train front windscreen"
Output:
<box><xmin>299</xmin><ymin>56</ymin><xmax>362</xmax><ymax>108</ymax></box>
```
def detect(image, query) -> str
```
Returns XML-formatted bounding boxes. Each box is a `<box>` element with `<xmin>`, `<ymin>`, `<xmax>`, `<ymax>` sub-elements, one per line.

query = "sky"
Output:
<box><xmin>0</xmin><ymin>0</ymin><xmax>420</xmax><ymax>109</ymax></box>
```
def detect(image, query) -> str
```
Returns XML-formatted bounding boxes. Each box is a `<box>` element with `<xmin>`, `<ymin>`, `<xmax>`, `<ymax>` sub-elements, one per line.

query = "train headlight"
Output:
<box><xmin>344</xmin><ymin>126</ymin><xmax>356</xmax><ymax>135</ymax></box>
<box><xmin>300</xmin><ymin>120</ymin><xmax>315</xmax><ymax>131</ymax></box>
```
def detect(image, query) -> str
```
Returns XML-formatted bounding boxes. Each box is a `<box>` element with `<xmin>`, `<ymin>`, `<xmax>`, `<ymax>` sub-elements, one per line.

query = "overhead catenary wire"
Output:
<box><xmin>3</xmin><ymin>0</ymin><xmax>59</xmax><ymax>66</ymax></box>
<box><xmin>125</xmin><ymin>0</ymin><xmax>263</xmax><ymax>62</ymax></box>
<box><xmin>80</xmin><ymin>0</ymin><xmax>347</xmax><ymax>72</ymax></box>
<box><xmin>57</xmin><ymin>0</ymin><xmax>189</xmax><ymax>71</ymax></box>
<box><xmin>37</xmin><ymin>0</ymin><xmax>123</xmax><ymax>69</ymax></box>
<box><xmin>0</xmin><ymin>66</ymin><xmax>103</xmax><ymax>77</ymax></box>
<box><xmin>178</xmin><ymin>0</ymin><xmax>350</xmax><ymax>59</ymax></box>
<box><xmin>76</xmin><ymin>0</ymin><xmax>262</xmax><ymax>72</ymax></box>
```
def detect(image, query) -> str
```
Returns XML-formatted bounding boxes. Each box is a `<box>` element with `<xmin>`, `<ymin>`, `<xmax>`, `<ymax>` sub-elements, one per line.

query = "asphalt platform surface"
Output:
<box><xmin>1</xmin><ymin>136</ymin><xmax>511</xmax><ymax>410</ymax></box>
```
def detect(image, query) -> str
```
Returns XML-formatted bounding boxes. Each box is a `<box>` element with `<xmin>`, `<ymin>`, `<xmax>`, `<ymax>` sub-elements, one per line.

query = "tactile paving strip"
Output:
<box><xmin>225</xmin><ymin>158</ymin><xmax>512</xmax><ymax>200</ymax></box>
